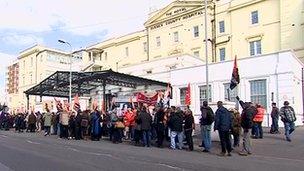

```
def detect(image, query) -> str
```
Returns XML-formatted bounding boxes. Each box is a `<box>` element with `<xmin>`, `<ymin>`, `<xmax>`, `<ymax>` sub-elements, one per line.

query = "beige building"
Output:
<box><xmin>8</xmin><ymin>45</ymin><xmax>83</xmax><ymax>112</ymax></box>
<box><xmin>87</xmin><ymin>0</ymin><xmax>304</xmax><ymax>69</ymax></box>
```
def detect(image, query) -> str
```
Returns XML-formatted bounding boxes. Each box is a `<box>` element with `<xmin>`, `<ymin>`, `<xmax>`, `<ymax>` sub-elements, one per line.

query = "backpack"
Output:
<box><xmin>206</xmin><ymin>110</ymin><xmax>215</xmax><ymax>125</ymax></box>
<box><xmin>81</xmin><ymin>119</ymin><xmax>89</xmax><ymax>127</ymax></box>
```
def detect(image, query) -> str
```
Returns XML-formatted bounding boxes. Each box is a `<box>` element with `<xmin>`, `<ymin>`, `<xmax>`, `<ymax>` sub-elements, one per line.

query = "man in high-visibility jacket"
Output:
<box><xmin>252</xmin><ymin>104</ymin><xmax>265</xmax><ymax>139</ymax></box>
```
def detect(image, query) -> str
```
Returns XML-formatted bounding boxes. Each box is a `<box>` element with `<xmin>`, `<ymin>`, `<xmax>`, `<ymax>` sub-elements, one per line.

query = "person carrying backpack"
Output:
<box><xmin>199</xmin><ymin>101</ymin><xmax>214</xmax><ymax>153</ymax></box>
<box><xmin>280</xmin><ymin>101</ymin><xmax>297</xmax><ymax>142</ymax></box>
<box><xmin>236</xmin><ymin>96</ymin><xmax>257</xmax><ymax>156</ymax></box>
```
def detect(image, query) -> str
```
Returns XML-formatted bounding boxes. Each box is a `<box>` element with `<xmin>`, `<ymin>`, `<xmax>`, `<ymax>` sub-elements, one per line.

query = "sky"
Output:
<box><xmin>0</xmin><ymin>0</ymin><xmax>173</xmax><ymax>103</ymax></box>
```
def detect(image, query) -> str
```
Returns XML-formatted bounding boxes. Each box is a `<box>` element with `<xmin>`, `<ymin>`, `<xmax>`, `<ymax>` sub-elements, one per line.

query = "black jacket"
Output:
<box><xmin>168</xmin><ymin>112</ymin><xmax>183</xmax><ymax>132</ymax></box>
<box><xmin>200</xmin><ymin>106</ymin><xmax>214</xmax><ymax>125</ymax></box>
<box><xmin>214</xmin><ymin>106</ymin><xmax>232</xmax><ymax>132</ymax></box>
<box><xmin>239</xmin><ymin>100</ymin><xmax>257</xmax><ymax>129</ymax></box>
<box><xmin>138</xmin><ymin>111</ymin><xmax>152</xmax><ymax>131</ymax></box>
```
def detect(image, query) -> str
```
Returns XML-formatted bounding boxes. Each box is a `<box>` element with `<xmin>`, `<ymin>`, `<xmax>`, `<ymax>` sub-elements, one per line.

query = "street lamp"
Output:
<box><xmin>58</xmin><ymin>39</ymin><xmax>72</xmax><ymax>105</ymax></box>
<box><xmin>204</xmin><ymin>0</ymin><xmax>209</xmax><ymax>102</ymax></box>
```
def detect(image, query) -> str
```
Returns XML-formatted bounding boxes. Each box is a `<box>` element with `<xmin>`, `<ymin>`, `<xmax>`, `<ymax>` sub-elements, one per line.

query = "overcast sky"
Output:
<box><xmin>0</xmin><ymin>0</ymin><xmax>177</xmax><ymax>103</ymax></box>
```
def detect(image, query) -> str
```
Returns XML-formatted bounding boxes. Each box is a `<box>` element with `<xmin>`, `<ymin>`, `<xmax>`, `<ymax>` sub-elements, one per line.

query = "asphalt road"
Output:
<box><xmin>0</xmin><ymin>127</ymin><xmax>304</xmax><ymax>171</ymax></box>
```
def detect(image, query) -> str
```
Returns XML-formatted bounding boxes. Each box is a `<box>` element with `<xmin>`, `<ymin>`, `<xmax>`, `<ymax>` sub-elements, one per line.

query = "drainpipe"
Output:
<box><xmin>302</xmin><ymin>68</ymin><xmax>304</xmax><ymax>123</ymax></box>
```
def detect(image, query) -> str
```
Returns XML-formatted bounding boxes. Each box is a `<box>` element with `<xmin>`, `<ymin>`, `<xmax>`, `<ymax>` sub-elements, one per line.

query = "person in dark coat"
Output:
<box><xmin>214</xmin><ymin>101</ymin><xmax>233</xmax><ymax>156</ymax></box>
<box><xmin>75</xmin><ymin>110</ymin><xmax>82</xmax><ymax>140</ymax></box>
<box><xmin>184</xmin><ymin>107</ymin><xmax>195</xmax><ymax>151</ymax></box>
<box><xmin>236</xmin><ymin>96</ymin><xmax>257</xmax><ymax>156</ymax></box>
<box><xmin>138</xmin><ymin>106</ymin><xmax>152</xmax><ymax>147</ymax></box>
<box><xmin>91</xmin><ymin>110</ymin><xmax>102</xmax><ymax>141</ymax></box>
<box><xmin>200</xmin><ymin>101</ymin><xmax>214</xmax><ymax>152</ymax></box>
<box><xmin>155</xmin><ymin>108</ymin><xmax>165</xmax><ymax>148</ymax></box>
<box><xmin>27</xmin><ymin>112</ymin><xmax>37</xmax><ymax>132</ymax></box>
<box><xmin>270</xmin><ymin>103</ymin><xmax>280</xmax><ymax>134</ymax></box>
<box><xmin>168</xmin><ymin>106</ymin><xmax>184</xmax><ymax>150</ymax></box>
<box><xmin>15</xmin><ymin>113</ymin><xmax>24</xmax><ymax>133</ymax></box>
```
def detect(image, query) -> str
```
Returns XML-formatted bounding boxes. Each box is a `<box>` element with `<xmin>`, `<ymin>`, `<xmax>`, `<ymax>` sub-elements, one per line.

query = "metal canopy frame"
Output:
<box><xmin>24</xmin><ymin>69</ymin><xmax>168</xmax><ymax>111</ymax></box>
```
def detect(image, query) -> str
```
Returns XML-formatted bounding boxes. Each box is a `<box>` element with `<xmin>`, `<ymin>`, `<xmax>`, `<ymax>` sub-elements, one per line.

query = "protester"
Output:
<box><xmin>60</xmin><ymin>108</ymin><xmax>69</xmax><ymax>139</ymax></box>
<box><xmin>43</xmin><ymin>107</ymin><xmax>52</xmax><ymax>136</ymax></box>
<box><xmin>134</xmin><ymin>109</ymin><xmax>142</xmax><ymax>146</ymax></box>
<box><xmin>81</xmin><ymin>110</ymin><xmax>90</xmax><ymax>140</ymax></box>
<box><xmin>199</xmin><ymin>101</ymin><xmax>214</xmax><ymax>153</ymax></box>
<box><xmin>155</xmin><ymin>108</ymin><xmax>165</xmax><ymax>148</ymax></box>
<box><xmin>123</xmin><ymin>107</ymin><xmax>135</xmax><ymax>140</ymax></box>
<box><xmin>75</xmin><ymin>110</ymin><xmax>82</xmax><ymax>140</ymax></box>
<box><xmin>214</xmin><ymin>101</ymin><xmax>233</xmax><ymax>157</ymax></box>
<box><xmin>138</xmin><ymin>106</ymin><xmax>152</xmax><ymax>147</ymax></box>
<box><xmin>184</xmin><ymin>106</ymin><xmax>195</xmax><ymax>151</ymax></box>
<box><xmin>27</xmin><ymin>112</ymin><xmax>37</xmax><ymax>133</ymax></box>
<box><xmin>91</xmin><ymin>109</ymin><xmax>102</xmax><ymax>141</ymax></box>
<box><xmin>270</xmin><ymin>103</ymin><xmax>280</xmax><ymax>134</ymax></box>
<box><xmin>14</xmin><ymin>113</ymin><xmax>24</xmax><ymax>133</ymax></box>
<box><xmin>236</xmin><ymin>96</ymin><xmax>257</xmax><ymax>156</ymax></box>
<box><xmin>280</xmin><ymin>101</ymin><xmax>297</xmax><ymax>142</ymax></box>
<box><xmin>252</xmin><ymin>104</ymin><xmax>265</xmax><ymax>139</ymax></box>
<box><xmin>168</xmin><ymin>106</ymin><xmax>183</xmax><ymax>150</ymax></box>
<box><xmin>68</xmin><ymin>113</ymin><xmax>76</xmax><ymax>139</ymax></box>
<box><xmin>36</xmin><ymin>111</ymin><xmax>42</xmax><ymax>132</ymax></box>
<box><xmin>230</xmin><ymin>108</ymin><xmax>241</xmax><ymax>147</ymax></box>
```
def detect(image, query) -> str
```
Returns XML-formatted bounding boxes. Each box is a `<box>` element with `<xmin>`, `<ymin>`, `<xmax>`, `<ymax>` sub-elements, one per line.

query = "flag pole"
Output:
<box><xmin>204</xmin><ymin>0</ymin><xmax>209</xmax><ymax>102</ymax></box>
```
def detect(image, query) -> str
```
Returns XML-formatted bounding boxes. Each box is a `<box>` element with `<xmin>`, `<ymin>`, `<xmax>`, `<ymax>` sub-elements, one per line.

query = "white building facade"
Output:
<box><xmin>119</xmin><ymin>50</ymin><xmax>304</xmax><ymax>126</ymax></box>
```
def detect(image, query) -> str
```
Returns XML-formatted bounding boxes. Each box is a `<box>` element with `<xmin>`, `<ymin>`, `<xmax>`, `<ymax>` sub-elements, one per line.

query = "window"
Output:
<box><xmin>40</xmin><ymin>55</ymin><xmax>43</xmax><ymax>62</ymax></box>
<box><xmin>193</xmin><ymin>51</ymin><xmax>200</xmax><ymax>58</ymax></box>
<box><xmin>31</xmin><ymin>57</ymin><xmax>33</xmax><ymax>66</ymax></box>
<box><xmin>180</xmin><ymin>87</ymin><xmax>187</xmax><ymax>105</ymax></box>
<box><xmin>104</xmin><ymin>52</ymin><xmax>107</xmax><ymax>61</ymax></box>
<box><xmin>40</xmin><ymin>73</ymin><xmax>43</xmax><ymax>81</ymax></box>
<box><xmin>250</xmin><ymin>40</ymin><xmax>261</xmax><ymax>56</ymax></box>
<box><xmin>173</xmin><ymin>31</ymin><xmax>179</xmax><ymax>42</ymax></box>
<box><xmin>219</xmin><ymin>48</ymin><xmax>226</xmax><ymax>61</ymax></box>
<box><xmin>156</xmin><ymin>36</ymin><xmax>161</xmax><ymax>47</ymax></box>
<box><xmin>22</xmin><ymin>75</ymin><xmax>25</xmax><ymax>85</ymax></box>
<box><xmin>146</xmin><ymin>70</ymin><xmax>152</xmax><ymax>74</ymax></box>
<box><xmin>250</xmin><ymin>79</ymin><xmax>267</xmax><ymax>108</ymax></box>
<box><xmin>30</xmin><ymin>73</ymin><xmax>32</xmax><ymax>84</ymax></box>
<box><xmin>224</xmin><ymin>83</ymin><xmax>238</xmax><ymax>104</ymax></box>
<box><xmin>199</xmin><ymin>85</ymin><xmax>212</xmax><ymax>105</ymax></box>
<box><xmin>143</xmin><ymin>42</ymin><xmax>148</xmax><ymax>53</ymax></box>
<box><xmin>89</xmin><ymin>52</ymin><xmax>92</xmax><ymax>61</ymax></box>
<box><xmin>23</xmin><ymin>60</ymin><xmax>25</xmax><ymax>69</ymax></box>
<box><xmin>125</xmin><ymin>47</ymin><xmax>129</xmax><ymax>57</ymax></box>
<box><xmin>251</xmin><ymin>11</ymin><xmax>259</xmax><ymax>24</ymax></box>
<box><xmin>219</xmin><ymin>21</ymin><xmax>225</xmax><ymax>33</ymax></box>
<box><xmin>193</xmin><ymin>26</ymin><xmax>199</xmax><ymax>37</ymax></box>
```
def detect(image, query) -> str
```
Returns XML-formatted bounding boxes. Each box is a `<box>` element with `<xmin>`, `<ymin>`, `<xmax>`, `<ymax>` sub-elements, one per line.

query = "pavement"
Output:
<box><xmin>0</xmin><ymin>127</ymin><xmax>303</xmax><ymax>171</ymax></box>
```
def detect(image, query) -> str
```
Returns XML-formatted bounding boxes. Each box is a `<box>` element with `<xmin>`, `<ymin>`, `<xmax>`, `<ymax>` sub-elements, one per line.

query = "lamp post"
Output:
<box><xmin>204</xmin><ymin>0</ymin><xmax>209</xmax><ymax>102</ymax></box>
<box><xmin>58</xmin><ymin>39</ymin><xmax>72</xmax><ymax>105</ymax></box>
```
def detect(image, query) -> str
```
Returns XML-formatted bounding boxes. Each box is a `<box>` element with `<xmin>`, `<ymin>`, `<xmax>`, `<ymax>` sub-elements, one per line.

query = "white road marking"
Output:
<box><xmin>157</xmin><ymin>163</ymin><xmax>184</xmax><ymax>170</ymax></box>
<box><xmin>26</xmin><ymin>140</ymin><xmax>41</xmax><ymax>145</ymax></box>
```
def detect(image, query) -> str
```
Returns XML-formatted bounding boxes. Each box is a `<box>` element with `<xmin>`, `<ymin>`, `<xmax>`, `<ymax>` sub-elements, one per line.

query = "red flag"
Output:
<box><xmin>73</xmin><ymin>94</ymin><xmax>80</xmax><ymax>111</ymax></box>
<box><xmin>230</xmin><ymin>55</ymin><xmax>240</xmax><ymax>90</ymax></box>
<box><xmin>185</xmin><ymin>83</ymin><xmax>191</xmax><ymax>105</ymax></box>
<box><xmin>54</xmin><ymin>98</ymin><xmax>63</xmax><ymax>111</ymax></box>
<box><xmin>63</xmin><ymin>100</ymin><xmax>70</xmax><ymax>111</ymax></box>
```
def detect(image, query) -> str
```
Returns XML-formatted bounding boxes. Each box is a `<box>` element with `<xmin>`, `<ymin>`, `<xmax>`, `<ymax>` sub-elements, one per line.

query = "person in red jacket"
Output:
<box><xmin>123</xmin><ymin>108</ymin><xmax>135</xmax><ymax>140</ymax></box>
<box><xmin>252</xmin><ymin>104</ymin><xmax>265</xmax><ymax>139</ymax></box>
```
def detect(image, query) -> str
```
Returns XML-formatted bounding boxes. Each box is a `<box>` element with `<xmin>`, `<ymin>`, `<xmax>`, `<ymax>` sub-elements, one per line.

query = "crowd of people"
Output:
<box><xmin>0</xmin><ymin>96</ymin><xmax>297</xmax><ymax>157</ymax></box>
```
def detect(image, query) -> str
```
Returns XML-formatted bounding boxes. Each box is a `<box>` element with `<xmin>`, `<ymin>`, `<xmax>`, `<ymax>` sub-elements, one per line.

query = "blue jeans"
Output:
<box><xmin>201</xmin><ymin>125</ymin><xmax>211</xmax><ymax>151</ymax></box>
<box><xmin>142</xmin><ymin>130</ymin><xmax>151</xmax><ymax>147</ymax></box>
<box><xmin>253</xmin><ymin>122</ymin><xmax>263</xmax><ymax>138</ymax></box>
<box><xmin>170</xmin><ymin>131</ymin><xmax>183</xmax><ymax>149</ymax></box>
<box><xmin>284</xmin><ymin>122</ymin><xmax>295</xmax><ymax>140</ymax></box>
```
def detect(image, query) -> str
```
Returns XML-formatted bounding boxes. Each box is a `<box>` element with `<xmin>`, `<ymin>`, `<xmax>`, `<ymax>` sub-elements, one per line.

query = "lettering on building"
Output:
<box><xmin>151</xmin><ymin>10</ymin><xmax>203</xmax><ymax>30</ymax></box>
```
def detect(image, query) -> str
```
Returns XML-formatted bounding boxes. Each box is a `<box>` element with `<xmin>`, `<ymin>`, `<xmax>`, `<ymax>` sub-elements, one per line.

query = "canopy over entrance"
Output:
<box><xmin>24</xmin><ymin>69</ymin><xmax>168</xmax><ymax>110</ymax></box>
